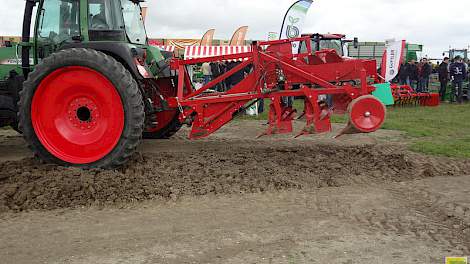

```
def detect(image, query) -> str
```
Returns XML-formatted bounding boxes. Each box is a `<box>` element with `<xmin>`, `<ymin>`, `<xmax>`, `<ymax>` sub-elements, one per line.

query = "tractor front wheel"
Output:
<box><xmin>19</xmin><ymin>48</ymin><xmax>144</xmax><ymax>169</ymax></box>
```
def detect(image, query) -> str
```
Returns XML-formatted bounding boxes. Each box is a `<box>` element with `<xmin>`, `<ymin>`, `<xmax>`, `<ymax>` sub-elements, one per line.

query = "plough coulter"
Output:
<box><xmin>1</xmin><ymin>0</ymin><xmax>387</xmax><ymax>168</ymax></box>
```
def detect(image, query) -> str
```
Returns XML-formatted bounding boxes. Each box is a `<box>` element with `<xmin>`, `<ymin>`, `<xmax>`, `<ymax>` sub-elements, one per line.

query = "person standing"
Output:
<box><xmin>201</xmin><ymin>62</ymin><xmax>212</xmax><ymax>85</ymax></box>
<box><xmin>408</xmin><ymin>60</ymin><xmax>419</xmax><ymax>91</ymax></box>
<box><xmin>417</xmin><ymin>59</ymin><xmax>423</xmax><ymax>92</ymax></box>
<box><xmin>438</xmin><ymin>57</ymin><xmax>450</xmax><ymax>101</ymax></box>
<box><xmin>210</xmin><ymin>62</ymin><xmax>222</xmax><ymax>91</ymax></box>
<box><xmin>449</xmin><ymin>56</ymin><xmax>467</xmax><ymax>103</ymax></box>
<box><xmin>398</xmin><ymin>62</ymin><xmax>410</xmax><ymax>85</ymax></box>
<box><xmin>419</xmin><ymin>58</ymin><xmax>432</xmax><ymax>92</ymax></box>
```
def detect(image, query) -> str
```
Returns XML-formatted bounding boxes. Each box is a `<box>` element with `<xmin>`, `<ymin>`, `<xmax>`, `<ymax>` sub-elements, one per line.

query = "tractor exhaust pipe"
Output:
<box><xmin>21</xmin><ymin>0</ymin><xmax>36</xmax><ymax>78</ymax></box>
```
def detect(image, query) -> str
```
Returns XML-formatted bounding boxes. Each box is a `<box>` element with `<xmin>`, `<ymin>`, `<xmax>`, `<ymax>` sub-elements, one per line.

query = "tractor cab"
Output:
<box><xmin>27</xmin><ymin>0</ymin><xmax>159</xmax><ymax>76</ymax></box>
<box><xmin>35</xmin><ymin>0</ymin><xmax>147</xmax><ymax>44</ymax></box>
<box><xmin>299</xmin><ymin>33</ymin><xmax>358</xmax><ymax>57</ymax></box>
<box><xmin>86</xmin><ymin>0</ymin><xmax>147</xmax><ymax>44</ymax></box>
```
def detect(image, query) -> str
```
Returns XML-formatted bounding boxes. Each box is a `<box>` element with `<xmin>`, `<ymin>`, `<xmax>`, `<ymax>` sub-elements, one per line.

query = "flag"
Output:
<box><xmin>141</xmin><ymin>7</ymin><xmax>148</xmax><ymax>22</ymax></box>
<box><xmin>200</xmin><ymin>29</ymin><xmax>215</xmax><ymax>46</ymax></box>
<box><xmin>229</xmin><ymin>26</ymin><xmax>249</xmax><ymax>46</ymax></box>
<box><xmin>279</xmin><ymin>0</ymin><xmax>314</xmax><ymax>54</ymax></box>
<box><xmin>381</xmin><ymin>40</ymin><xmax>406</xmax><ymax>82</ymax></box>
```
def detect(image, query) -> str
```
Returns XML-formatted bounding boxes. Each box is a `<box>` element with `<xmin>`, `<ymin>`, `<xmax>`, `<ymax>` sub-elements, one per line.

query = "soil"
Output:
<box><xmin>0</xmin><ymin>121</ymin><xmax>469</xmax><ymax>264</ymax></box>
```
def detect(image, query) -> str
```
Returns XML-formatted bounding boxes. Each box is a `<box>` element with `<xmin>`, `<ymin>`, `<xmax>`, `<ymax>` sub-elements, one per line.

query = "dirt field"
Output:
<box><xmin>0</xmin><ymin>121</ymin><xmax>469</xmax><ymax>264</ymax></box>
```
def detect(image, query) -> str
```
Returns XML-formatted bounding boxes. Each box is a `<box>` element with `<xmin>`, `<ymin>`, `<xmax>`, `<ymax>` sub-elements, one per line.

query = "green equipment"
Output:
<box><xmin>0</xmin><ymin>0</ymin><xmax>178</xmax><ymax>168</ymax></box>
<box><xmin>446</xmin><ymin>49</ymin><xmax>468</xmax><ymax>60</ymax></box>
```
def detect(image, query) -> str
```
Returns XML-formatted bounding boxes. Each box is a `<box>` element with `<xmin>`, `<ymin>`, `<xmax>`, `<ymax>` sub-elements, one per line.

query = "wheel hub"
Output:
<box><xmin>67</xmin><ymin>97</ymin><xmax>100</xmax><ymax>131</ymax></box>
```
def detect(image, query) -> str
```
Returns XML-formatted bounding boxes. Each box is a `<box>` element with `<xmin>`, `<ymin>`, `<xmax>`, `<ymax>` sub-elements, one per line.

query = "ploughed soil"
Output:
<box><xmin>0</xmin><ymin>121</ymin><xmax>469</xmax><ymax>264</ymax></box>
<box><xmin>1</xmin><ymin>143</ymin><xmax>469</xmax><ymax>213</ymax></box>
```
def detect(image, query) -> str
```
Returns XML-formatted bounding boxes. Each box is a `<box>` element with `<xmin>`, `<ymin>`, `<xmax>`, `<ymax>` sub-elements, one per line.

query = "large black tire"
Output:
<box><xmin>19</xmin><ymin>48</ymin><xmax>144</xmax><ymax>169</ymax></box>
<box><xmin>143</xmin><ymin>113</ymin><xmax>182</xmax><ymax>139</ymax></box>
<box><xmin>8</xmin><ymin>74</ymin><xmax>25</xmax><ymax>133</ymax></box>
<box><xmin>0</xmin><ymin>95</ymin><xmax>16</xmax><ymax>128</ymax></box>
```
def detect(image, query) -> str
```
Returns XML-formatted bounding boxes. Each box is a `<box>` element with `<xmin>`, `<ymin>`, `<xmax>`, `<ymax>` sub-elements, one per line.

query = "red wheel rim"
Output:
<box><xmin>32</xmin><ymin>66</ymin><xmax>124</xmax><ymax>164</ymax></box>
<box><xmin>349</xmin><ymin>96</ymin><xmax>386</xmax><ymax>133</ymax></box>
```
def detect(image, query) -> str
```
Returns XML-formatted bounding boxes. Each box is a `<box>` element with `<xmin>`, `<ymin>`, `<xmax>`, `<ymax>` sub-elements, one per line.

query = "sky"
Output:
<box><xmin>1</xmin><ymin>0</ymin><xmax>469</xmax><ymax>58</ymax></box>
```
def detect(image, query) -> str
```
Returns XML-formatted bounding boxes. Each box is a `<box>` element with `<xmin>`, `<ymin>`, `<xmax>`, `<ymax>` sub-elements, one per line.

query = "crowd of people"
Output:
<box><xmin>396</xmin><ymin>56</ymin><xmax>470</xmax><ymax>103</ymax></box>
<box><xmin>397</xmin><ymin>58</ymin><xmax>432</xmax><ymax>92</ymax></box>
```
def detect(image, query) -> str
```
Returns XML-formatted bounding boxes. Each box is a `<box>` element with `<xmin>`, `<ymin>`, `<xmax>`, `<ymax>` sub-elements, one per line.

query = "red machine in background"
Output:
<box><xmin>163</xmin><ymin>36</ymin><xmax>387</xmax><ymax>139</ymax></box>
<box><xmin>391</xmin><ymin>84</ymin><xmax>440</xmax><ymax>107</ymax></box>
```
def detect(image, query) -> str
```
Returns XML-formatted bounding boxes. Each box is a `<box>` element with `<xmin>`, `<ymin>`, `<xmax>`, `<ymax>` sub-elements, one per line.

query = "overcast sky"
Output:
<box><xmin>1</xmin><ymin>0</ymin><xmax>469</xmax><ymax>58</ymax></box>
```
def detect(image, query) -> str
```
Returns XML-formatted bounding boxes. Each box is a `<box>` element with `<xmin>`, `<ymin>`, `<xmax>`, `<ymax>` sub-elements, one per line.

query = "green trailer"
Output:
<box><xmin>347</xmin><ymin>41</ymin><xmax>423</xmax><ymax>66</ymax></box>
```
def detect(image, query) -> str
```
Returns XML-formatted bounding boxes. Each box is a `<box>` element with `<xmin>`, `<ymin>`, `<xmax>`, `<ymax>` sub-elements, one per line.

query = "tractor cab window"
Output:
<box><xmin>37</xmin><ymin>0</ymin><xmax>80</xmax><ymax>45</ymax></box>
<box><xmin>299</xmin><ymin>38</ymin><xmax>344</xmax><ymax>57</ymax></box>
<box><xmin>120</xmin><ymin>0</ymin><xmax>147</xmax><ymax>45</ymax></box>
<box><xmin>319</xmin><ymin>39</ymin><xmax>344</xmax><ymax>56</ymax></box>
<box><xmin>88</xmin><ymin>0</ymin><xmax>126</xmax><ymax>41</ymax></box>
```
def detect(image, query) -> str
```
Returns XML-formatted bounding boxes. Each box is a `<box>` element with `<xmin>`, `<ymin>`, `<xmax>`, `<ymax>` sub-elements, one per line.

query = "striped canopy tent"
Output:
<box><xmin>184</xmin><ymin>46</ymin><xmax>252</xmax><ymax>61</ymax></box>
<box><xmin>154</xmin><ymin>46</ymin><xmax>176</xmax><ymax>52</ymax></box>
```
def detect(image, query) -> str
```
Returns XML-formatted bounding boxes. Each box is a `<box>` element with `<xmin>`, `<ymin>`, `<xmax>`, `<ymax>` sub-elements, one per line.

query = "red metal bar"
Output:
<box><xmin>177</xmin><ymin>64</ymin><xmax>185</xmax><ymax>99</ymax></box>
<box><xmin>183</xmin><ymin>66</ymin><xmax>193</xmax><ymax>95</ymax></box>
<box><xmin>179</xmin><ymin>87</ymin><xmax>361</xmax><ymax>107</ymax></box>
<box><xmin>183</xmin><ymin>58</ymin><xmax>253</xmax><ymax>100</ymax></box>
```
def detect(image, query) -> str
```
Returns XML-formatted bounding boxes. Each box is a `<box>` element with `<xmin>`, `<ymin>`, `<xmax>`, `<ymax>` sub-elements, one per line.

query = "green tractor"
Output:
<box><xmin>0</xmin><ymin>0</ymin><xmax>181</xmax><ymax>168</ymax></box>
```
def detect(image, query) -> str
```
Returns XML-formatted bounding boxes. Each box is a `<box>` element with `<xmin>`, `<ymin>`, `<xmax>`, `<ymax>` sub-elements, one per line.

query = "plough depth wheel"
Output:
<box><xmin>19</xmin><ymin>49</ymin><xmax>144</xmax><ymax>169</ymax></box>
<box><xmin>348</xmin><ymin>95</ymin><xmax>386</xmax><ymax>133</ymax></box>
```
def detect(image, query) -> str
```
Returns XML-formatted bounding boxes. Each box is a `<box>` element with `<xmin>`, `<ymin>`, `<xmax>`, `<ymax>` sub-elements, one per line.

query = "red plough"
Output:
<box><xmin>168</xmin><ymin>36</ymin><xmax>387</xmax><ymax>139</ymax></box>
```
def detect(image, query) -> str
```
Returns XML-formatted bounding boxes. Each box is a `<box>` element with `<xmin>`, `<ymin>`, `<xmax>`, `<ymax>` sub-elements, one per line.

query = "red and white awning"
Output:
<box><xmin>184</xmin><ymin>46</ymin><xmax>252</xmax><ymax>61</ymax></box>
<box><xmin>155</xmin><ymin>46</ymin><xmax>176</xmax><ymax>52</ymax></box>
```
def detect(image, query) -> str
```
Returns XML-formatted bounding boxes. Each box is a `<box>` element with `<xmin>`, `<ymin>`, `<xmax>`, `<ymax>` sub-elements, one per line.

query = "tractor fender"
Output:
<box><xmin>60</xmin><ymin>42</ymin><xmax>153</xmax><ymax>81</ymax></box>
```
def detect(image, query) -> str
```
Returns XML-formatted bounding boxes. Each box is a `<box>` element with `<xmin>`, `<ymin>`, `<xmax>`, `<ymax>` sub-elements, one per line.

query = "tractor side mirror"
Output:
<box><xmin>353</xmin><ymin>38</ymin><xmax>359</xmax><ymax>49</ymax></box>
<box><xmin>5</xmin><ymin>41</ymin><xmax>12</xmax><ymax>48</ymax></box>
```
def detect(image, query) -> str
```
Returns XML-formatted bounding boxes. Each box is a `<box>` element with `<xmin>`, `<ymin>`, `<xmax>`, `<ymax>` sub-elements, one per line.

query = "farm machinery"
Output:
<box><xmin>0</xmin><ymin>0</ymin><xmax>387</xmax><ymax>168</ymax></box>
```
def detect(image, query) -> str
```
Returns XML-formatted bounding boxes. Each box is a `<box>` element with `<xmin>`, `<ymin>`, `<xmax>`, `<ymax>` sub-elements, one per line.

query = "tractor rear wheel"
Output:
<box><xmin>19</xmin><ymin>48</ymin><xmax>144</xmax><ymax>169</ymax></box>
